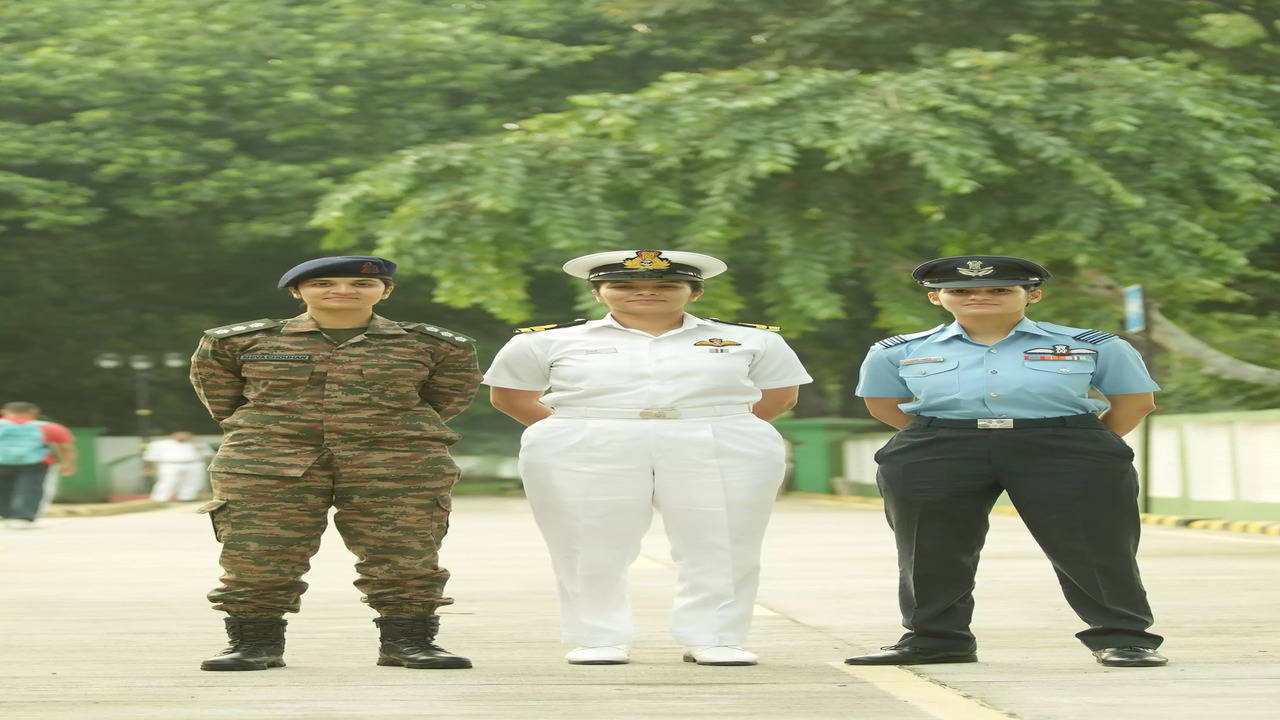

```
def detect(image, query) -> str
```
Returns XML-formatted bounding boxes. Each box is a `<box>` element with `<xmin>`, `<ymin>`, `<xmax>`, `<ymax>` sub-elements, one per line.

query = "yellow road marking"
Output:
<box><xmin>831</xmin><ymin>662</ymin><xmax>1020</xmax><ymax>720</ymax></box>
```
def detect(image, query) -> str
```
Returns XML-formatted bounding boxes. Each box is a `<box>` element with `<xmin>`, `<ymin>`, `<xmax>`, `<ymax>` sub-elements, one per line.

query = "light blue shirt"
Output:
<box><xmin>855</xmin><ymin>318</ymin><xmax>1159</xmax><ymax>419</ymax></box>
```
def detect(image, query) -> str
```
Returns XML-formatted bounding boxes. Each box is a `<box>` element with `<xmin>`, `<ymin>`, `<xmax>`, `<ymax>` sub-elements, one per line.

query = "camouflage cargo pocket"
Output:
<box><xmin>433</xmin><ymin>494</ymin><xmax>452</xmax><ymax>543</ymax></box>
<box><xmin>196</xmin><ymin>498</ymin><xmax>229</xmax><ymax>542</ymax></box>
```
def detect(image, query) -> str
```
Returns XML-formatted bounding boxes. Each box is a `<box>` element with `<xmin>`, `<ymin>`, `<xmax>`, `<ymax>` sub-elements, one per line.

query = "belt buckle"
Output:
<box><xmin>639</xmin><ymin>409</ymin><xmax>680</xmax><ymax>419</ymax></box>
<box><xmin>977</xmin><ymin>418</ymin><xmax>1013</xmax><ymax>429</ymax></box>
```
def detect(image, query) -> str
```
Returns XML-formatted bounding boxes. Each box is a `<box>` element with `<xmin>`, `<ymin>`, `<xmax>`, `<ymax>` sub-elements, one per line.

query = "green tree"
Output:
<box><xmin>0</xmin><ymin>0</ymin><xmax>725</xmax><ymax>434</ymax></box>
<box><xmin>315</xmin><ymin>50</ymin><xmax>1280</xmax><ymax>413</ymax></box>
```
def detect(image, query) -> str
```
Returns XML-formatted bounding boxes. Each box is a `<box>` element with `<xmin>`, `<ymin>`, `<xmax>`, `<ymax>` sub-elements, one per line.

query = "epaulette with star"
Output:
<box><xmin>407</xmin><ymin>323</ymin><xmax>474</xmax><ymax>346</ymax></box>
<box><xmin>204</xmin><ymin>319</ymin><xmax>284</xmax><ymax>338</ymax></box>
<box><xmin>514</xmin><ymin>319</ymin><xmax>588</xmax><ymax>334</ymax></box>
<box><xmin>710</xmin><ymin>318</ymin><xmax>781</xmax><ymax>332</ymax></box>
<box><xmin>872</xmin><ymin>325</ymin><xmax>945</xmax><ymax>349</ymax></box>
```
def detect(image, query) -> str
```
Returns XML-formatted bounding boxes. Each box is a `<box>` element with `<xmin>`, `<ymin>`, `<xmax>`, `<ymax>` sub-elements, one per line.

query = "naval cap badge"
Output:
<box><xmin>621</xmin><ymin>250</ymin><xmax>671</xmax><ymax>270</ymax></box>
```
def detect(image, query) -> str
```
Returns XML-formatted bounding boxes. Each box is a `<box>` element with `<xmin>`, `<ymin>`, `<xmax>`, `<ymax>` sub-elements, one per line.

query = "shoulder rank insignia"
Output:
<box><xmin>1072</xmin><ymin>329</ymin><xmax>1117</xmax><ymax>345</ymax></box>
<box><xmin>409</xmin><ymin>323</ymin><xmax>474</xmax><ymax>345</ymax></box>
<box><xmin>514</xmin><ymin>319</ymin><xmax>588</xmax><ymax>334</ymax></box>
<box><xmin>873</xmin><ymin>324</ymin><xmax>945</xmax><ymax>350</ymax></box>
<box><xmin>204</xmin><ymin>319</ymin><xmax>283</xmax><ymax>338</ymax></box>
<box><xmin>710</xmin><ymin>318</ymin><xmax>781</xmax><ymax>332</ymax></box>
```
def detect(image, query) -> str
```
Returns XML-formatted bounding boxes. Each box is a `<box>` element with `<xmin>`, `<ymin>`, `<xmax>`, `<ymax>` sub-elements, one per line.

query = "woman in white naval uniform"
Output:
<box><xmin>484</xmin><ymin>250</ymin><xmax>812</xmax><ymax>666</ymax></box>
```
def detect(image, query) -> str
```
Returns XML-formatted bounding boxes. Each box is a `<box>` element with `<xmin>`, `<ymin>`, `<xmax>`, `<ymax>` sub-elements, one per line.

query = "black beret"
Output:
<box><xmin>277</xmin><ymin>256</ymin><xmax>397</xmax><ymax>289</ymax></box>
<box><xmin>911</xmin><ymin>255</ymin><xmax>1051</xmax><ymax>288</ymax></box>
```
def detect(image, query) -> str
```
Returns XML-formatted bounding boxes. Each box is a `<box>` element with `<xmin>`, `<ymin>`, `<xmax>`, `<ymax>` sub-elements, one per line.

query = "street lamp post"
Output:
<box><xmin>94</xmin><ymin>351</ymin><xmax>190</xmax><ymax>452</ymax></box>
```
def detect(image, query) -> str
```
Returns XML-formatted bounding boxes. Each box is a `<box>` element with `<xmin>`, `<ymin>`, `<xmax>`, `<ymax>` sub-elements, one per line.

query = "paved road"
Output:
<box><xmin>2</xmin><ymin>495</ymin><xmax>1278</xmax><ymax>720</ymax></box>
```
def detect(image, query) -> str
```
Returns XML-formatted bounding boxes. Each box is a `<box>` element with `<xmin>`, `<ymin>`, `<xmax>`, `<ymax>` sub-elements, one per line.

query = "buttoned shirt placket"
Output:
<box><xmin>592</xmin><ymin>315</ymin><xmax>703</xmax><ymax>409</ymax></box>
<box><xmin>921</xmin><ymin>320</ymin><xmax>1059</xmax><ymax>418</ymax></box>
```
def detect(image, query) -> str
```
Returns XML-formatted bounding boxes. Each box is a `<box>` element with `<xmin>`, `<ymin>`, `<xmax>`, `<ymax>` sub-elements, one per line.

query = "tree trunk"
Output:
<box><xmin>1075</xmin><ymin>270</ymin><xmax>1280</xmax><ymax>387</ymax></box>
<box><xmin>1148</xmin><ymin>305</ymin><xmax>1280</xmax><ymax>386</ymax></box>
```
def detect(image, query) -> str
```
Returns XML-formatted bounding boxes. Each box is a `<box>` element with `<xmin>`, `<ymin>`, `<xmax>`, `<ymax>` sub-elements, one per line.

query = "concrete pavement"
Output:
<box><xmin>2</xmin><ymin>495</ymin><xmax>1278</xmax><ymax>720</ymax></box>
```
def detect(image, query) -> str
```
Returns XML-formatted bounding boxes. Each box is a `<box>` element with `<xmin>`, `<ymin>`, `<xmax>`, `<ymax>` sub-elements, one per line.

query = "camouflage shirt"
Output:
<box><xmin>190</xmin><ymin>313</ymin><xmax>481</xmax><ymax>477</ymax></box>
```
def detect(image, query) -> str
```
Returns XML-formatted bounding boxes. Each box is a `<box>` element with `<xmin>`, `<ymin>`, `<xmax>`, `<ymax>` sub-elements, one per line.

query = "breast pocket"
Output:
<box><xmin>361</xmin><ymin>364</ymin><xmax>429</xmax><ymax>407</ymax></box>
<box><xmin>1021</xmin><ymin>360</ymin><xmax>1095</xmax><ymax>395</ymax></box>
<box><xmin>240</xmin><ymin>363</ymin><xmax>313</xmax><ymax>401</ymax></box>
<box><xmin>898</xmin><ymin>359</ymin><xmax>961</xmax><ymax>397</ymax></box>
<box><xmin>551</xmin><ymin>350</ymin><xmax>644</xmax><ymax>387</ymax></box>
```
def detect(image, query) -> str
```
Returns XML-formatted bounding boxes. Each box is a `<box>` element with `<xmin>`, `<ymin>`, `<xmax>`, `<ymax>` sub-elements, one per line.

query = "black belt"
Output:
<box><xmin>910</xmin><ymin>413</ymin><xmax>1104</xmax><ymax>430</ymax></box>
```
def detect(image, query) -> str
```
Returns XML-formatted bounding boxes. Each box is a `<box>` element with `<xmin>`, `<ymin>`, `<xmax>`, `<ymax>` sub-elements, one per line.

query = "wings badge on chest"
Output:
<box><xmin>1023</xmin><ymin>344</ymin><xmax>1099</xmax><ymax>360</ymax></box>
<box><xmin>694</xmin><ymin>337</ymin><xmax>742</xmax><ymax>353</ymax></box>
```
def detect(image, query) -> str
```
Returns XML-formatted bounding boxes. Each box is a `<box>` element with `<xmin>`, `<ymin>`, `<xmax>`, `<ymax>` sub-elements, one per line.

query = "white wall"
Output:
<box><xmin>837</xmin><ymin>411</ymin><xmax>1280</xmax><ymax>507</ymax></box>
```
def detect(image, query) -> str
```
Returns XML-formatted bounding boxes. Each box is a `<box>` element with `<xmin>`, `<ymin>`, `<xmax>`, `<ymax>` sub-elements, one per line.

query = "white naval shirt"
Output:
<box><xmin>142</xmin><ymin>438</ymin><xmax>212</xmax><ymax>464</ymax></box>
<box><xmin>482</xmin><ymin>313</ymin><xmax>813</xmax><ymax>409</ymax></box>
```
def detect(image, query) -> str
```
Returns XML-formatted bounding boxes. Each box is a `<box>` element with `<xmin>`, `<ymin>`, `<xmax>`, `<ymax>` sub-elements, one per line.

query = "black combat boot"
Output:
<box><xmin>375</xmin><ymin>614</ymin><xmax>472</xmax><ymax>669</ymax></box>
<box><xmin>200</xmin><ymin>617</ymin><xmax>287</xmax><ymax>671</ymax></box>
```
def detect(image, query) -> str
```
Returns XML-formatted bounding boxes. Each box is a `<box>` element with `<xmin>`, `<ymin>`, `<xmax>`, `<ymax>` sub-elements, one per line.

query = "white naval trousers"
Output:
<box><xmin>517</xmin><ymin>412</ymin><xmax>786</xmax><ymax>647</ymax></box>
<box><xmin>149</xmin><ymin>462</ymin><xmax>207</xmax><ymax>501</ymax></box>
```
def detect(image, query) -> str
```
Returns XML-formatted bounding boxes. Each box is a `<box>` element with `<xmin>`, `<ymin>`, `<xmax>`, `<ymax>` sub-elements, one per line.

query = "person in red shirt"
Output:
<box><xmin>0</xmin><ymin>401</ymin><xmax>77</xmax><ymax>528</ymax></box>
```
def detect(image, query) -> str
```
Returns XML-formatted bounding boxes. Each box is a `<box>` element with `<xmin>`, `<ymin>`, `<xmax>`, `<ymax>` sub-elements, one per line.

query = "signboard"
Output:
<box><xmin>1123</xmin><ymin>285</ymin><xmax>1146</xmax><ymax>333</ymax></box>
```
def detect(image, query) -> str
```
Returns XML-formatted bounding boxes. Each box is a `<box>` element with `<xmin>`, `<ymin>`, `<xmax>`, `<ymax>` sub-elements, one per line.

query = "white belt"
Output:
<box><xmin>552</xmin><ymin>405</ymin><xmax>753</xmax><ymax>419</ymax></box>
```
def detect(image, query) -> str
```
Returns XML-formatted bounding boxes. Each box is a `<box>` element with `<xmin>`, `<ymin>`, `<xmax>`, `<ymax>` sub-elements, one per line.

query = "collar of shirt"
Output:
<box><xmin>583</xmin><ymin>312</ymin><xmax>713</xmax><ymax>337</ymax></box>
<box><xmin>280</xmin><ymin>313</ymin><xmax>406</xmax><ymax>336</ymax></box>
<box><xmin>927</xmin><ymin>317</ymin><xmax>1054</xmax><ymax>345</ymax></box>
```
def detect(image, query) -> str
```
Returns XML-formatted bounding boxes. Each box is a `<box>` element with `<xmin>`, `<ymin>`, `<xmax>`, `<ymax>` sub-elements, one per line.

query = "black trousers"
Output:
<box><xmin>874</xmin><ymin>415</ymin><xmax>1162</xmax><ymax>652</ymax></box>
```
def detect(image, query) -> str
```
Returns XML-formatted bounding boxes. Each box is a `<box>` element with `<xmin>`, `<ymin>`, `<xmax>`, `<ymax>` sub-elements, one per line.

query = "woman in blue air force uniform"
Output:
<box><xmin>846</xmin><ymin>255</ymin><xmax>1167</xmax><ymax>669</ymax></box>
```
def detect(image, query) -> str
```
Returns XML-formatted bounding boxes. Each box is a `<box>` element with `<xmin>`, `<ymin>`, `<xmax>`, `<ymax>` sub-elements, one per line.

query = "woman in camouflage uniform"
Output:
<box><xmin>189</xmin><ymin>255</ymin><xmax>481</xmax><ymax>671</ymax></box>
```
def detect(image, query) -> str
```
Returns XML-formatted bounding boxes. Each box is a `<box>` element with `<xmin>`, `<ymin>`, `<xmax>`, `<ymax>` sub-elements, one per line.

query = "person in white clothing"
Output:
<box><xmin>483</xmin><ymin>249</ymin><xmax>813</xmax><ymax>667</ymax></box>
<box><xmin>144</xmin><ymin>431</ymin><xmax>213</xmax><ymax>501</ymax></box>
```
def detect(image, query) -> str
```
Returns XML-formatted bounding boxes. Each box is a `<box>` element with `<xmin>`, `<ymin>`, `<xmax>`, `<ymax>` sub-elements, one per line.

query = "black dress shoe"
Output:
<box><xmin>1092</xmin><ymin>647</ymin><xmax>1168</xmax><ymax>667</ymax></box>
<box><xmin>844</xmin><ymin>645</ymin><xmax>977</xmax><ymax>665</ymax></box>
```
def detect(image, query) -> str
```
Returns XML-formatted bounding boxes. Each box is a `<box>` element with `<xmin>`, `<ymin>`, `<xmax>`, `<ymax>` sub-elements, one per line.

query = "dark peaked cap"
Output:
<box><xmin>911</xmin><ymin>255</ymin><xmax>1051</xmax><ymax>288</ymax></box>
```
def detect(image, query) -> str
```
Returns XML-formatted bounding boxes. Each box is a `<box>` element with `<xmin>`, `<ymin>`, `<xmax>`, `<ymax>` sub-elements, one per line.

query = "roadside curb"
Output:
<box><xmin>1181</xmin><ymin>518</ymin><xmax>1280</xmax><ymax>536</ymax></box>
<box><xmin>45</xmin><ymin>499</ymin><xmax>183</xmax><ymax>517</ymax></box>
<box><xmin>785</xmin><ymin>492</ymin><xmax>1280</xmax><ymax>536</ymax></box>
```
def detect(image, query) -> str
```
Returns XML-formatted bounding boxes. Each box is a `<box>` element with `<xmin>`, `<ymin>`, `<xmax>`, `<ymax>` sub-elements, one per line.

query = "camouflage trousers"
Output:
<box><xmin>200</xmin><ymin>449</ymin><xmax>458</xmax><ymax>618</ymax></box>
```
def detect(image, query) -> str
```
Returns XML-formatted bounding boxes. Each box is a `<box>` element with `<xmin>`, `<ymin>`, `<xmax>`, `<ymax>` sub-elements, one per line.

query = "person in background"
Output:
<box><xmin>484</xmin><ymin>249</ymin><xmax>812</xmax><ymax>666</ymax></box>
<box><xmin>0</xmin><ymin>401</ymin><xmax>77</xmax><ymax>529</ymax></box>
<box><xmin>144</xmin><ymin>431</ymin><xmax>214</xmax><ymax>502</ymax></box>
<box><xmin>847</xmin><ymin>255</ymin><xmax>1166</xmax><ymax>669</ymax></box>
<box><xmin>189</xmin><ymin>255</ymin><xmax>480</xmax><ymax>672</ymax></box>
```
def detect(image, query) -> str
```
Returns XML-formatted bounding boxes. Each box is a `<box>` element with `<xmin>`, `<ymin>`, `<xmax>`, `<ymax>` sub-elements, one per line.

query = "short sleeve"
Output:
<box><xmin>482</xmin><ymin>334</ymin><xmax>551</xmax><ymax>390</ymax></box>
<box><xmin>747</xmin><ymin>333</ymin><xmax>813</xmax><ymax>389</ymax></box>
<box><xmin>854</xmin><ymin>346</ymin><xmax>913</xmax><ymax>398</ymax></box>
<box><xmin>1091</xmin><ymin>338</ymin><xmax>1160</xmax><ymax>395</ymax></box>
<box><xmin>42</xmin><ymin>423</ymin><xmax>74</xmax><ymax>444</ymax></box>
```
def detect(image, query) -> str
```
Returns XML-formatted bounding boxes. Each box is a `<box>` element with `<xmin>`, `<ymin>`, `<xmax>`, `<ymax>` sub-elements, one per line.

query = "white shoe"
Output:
<box><xmin>565</xmin><ymin>645</ymin><xmax>630</xmax><ymax>665</ymax></box>
<box><xmin>7</xmin><ymin>518</ymin><xmax>40</xmax><ymax>530</ymax></box>
<box><xmin>683</xmin><ymin>646</ymin><xmax>758</xmax><ymax>666</ymax></box>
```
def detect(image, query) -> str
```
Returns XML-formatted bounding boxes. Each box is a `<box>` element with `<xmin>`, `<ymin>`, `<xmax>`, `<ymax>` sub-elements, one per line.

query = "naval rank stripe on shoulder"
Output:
<box><xmin>874</xmin><ymin>335</ymin><xmax>908</xmax><ymax>349</ymax></box>
<box><xmin>1073</xmin><ymin>330</ymin><xmax>1116</xmax><ymax>344</ymax></box>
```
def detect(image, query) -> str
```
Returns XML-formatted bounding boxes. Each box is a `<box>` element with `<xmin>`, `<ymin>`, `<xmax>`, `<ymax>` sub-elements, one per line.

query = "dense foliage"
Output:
<box><xmin>3</xmin><ymin>0</ymin><xmax>1278</xmax><ymax>449</ymax></box>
